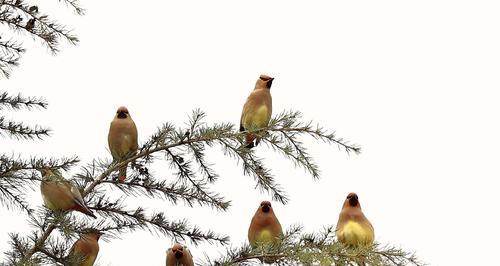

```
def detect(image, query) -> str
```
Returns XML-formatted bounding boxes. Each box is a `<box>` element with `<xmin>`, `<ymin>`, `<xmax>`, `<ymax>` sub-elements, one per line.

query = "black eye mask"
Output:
<box><xmin>266</xmin><ymin>79</ymin><xmax>273</xmax><ymax>89</ymax></box>
<box><xmin>117</xmin><ymin>112</ymin><xmax>128</xmax><ymax>119</ymax></box>
<box><xmin>348</xmin><ymin>195</ymin><xmax>359</xmax><ymax>207</ymax></box>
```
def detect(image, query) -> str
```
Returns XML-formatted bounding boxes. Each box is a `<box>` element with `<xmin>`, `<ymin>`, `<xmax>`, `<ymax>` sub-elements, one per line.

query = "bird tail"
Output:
<box><xmin>245</xmin><ymin>133</ymin><xmax>256</xmax><ymax>149</ymax></box>
<box><xmin>74</xmin><ymin>204</ymin><xmax>97</xmax><ymax>219</ymax></box>
<box><xmin>118</xmin><ymin>163</ymin><xmax>128</xmax><ymax>183</ymax></box>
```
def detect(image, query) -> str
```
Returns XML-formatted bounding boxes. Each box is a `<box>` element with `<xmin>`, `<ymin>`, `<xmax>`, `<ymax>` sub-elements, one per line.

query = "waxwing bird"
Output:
<box><xmin>248</xmin><ymin>201</ymin><xmax>283</xmax><ymax>248</ymax></box>
<box><xmin>166</xmin><ymin>243</ymin><xmax>194</xmax><ymax>266</ymax></box>
<box><xmin>68</xmin><ymin>230</ymin><xmax>102</xmax><ymax>266</ymax></box>
<box><xmin>40</xmin><ymin>168</ymin><xmax>96</xmax><ymax>219</ymax></box>
<box><xmin>240</xmin><ymin>75</ymin><xmax>274</xmax><ymax>148</ymax></box>
<box><xmin>336</xmin><ymin>192</ymin><xmax>374</xmax><ymax>246</ymax></box>
<box><xmin>108</xmin><ymin>106</ymin><xmax>138</xmax><ymax>182</ymax></box>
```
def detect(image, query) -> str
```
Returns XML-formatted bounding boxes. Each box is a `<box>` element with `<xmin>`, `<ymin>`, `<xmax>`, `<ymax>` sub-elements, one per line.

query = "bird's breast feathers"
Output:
<box><xmin>339</xmin><ymin>221</ymin><xmax>373</xmax><ymax>245</ymax></box>
<box><xmin>244</xmin><ymin>105</ymin><xmax>270</xmax><ymax>129</ymax></box>
<box><xmin>110</xmin><ymin>133</ymin><xmax>136</xmax><ymax>158</ymax></box>
<box><xmin>257</xmin><ymin>229</ymin><xmax>274</xmax><ymax>243</ymax></box>
<box><xmin>119</xmin><ymin>134</ymin><xmax>133</xmax><ymax>151</ymax></box>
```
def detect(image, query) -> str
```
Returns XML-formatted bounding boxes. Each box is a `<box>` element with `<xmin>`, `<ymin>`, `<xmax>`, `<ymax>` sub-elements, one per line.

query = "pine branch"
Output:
<box><xmin>0</xmin><ymin>91</ymin><xmax>50</xmax><ymax>140</ymax></box>
<box><xmin>0</xmin><ymin>0</ymin><xmax>83</xmax><ymax>78</ymax></box>
<box><xmin>56</xmin><ymin>0</ymin><xmax>85</xmax><ymax>15</ymax></box>
<box><xmin>4</xmin><ymin>233</ymin><xmax>41</xmax><ymax>266</ymax></box>
<box><xmin>100</xmin><ymin>175</ymin><xmax>230</xmax><ymax>211</ymax></box>
<box><xmin>0</xmin><ymin>36</ymin><xmax>24</xmax><ymax>77</ymax></box>
<box><xmin>205</xmin><ymin>225</ymin><xmax>424</xmax><ymax>266</ymax></box>
<box><xmin>10</xmin><ymin>109</ymin><xmax>359</xmax><ymax>263</ymax></box>
<box><xmin>88</xmin><ymin>196</ymin><xmax>229</xmax><ymax>244</ymax></box>
<box><xmin>0</xmin><ymin>91</ymin><xmax>47</xmax><ymax>110</ymax></box>
<box><xmin>268</xmin><ymin>110</ymin><xmax>361</xmax><ymax>154</ymax></box>
<box><xmin>0</xmin><ymin>0</ymin><xmax>79</xmax><ymax>47</ymax></box>
<box><xmin>0</xmin><ymin>116</ymin><xmax>50</xmax><ymax>140</ymax></box>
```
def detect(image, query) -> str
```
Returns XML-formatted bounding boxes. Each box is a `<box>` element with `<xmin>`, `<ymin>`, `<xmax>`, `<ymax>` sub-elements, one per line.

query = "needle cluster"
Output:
<box><xmin>205</xmin><ymin>225</ymin><xmax>423</xmax><ymax>266</ymax></box>
<box><xmin>1</xmin><ymin>108</ymin><xmax>370</xmax><ymax>265</ymax></box>
<box><xmin>0</xmin><ymin>91</ymin><xmax>49</xmax><ymax>140</ymax></box>
<box><xmin>0</xmin><ymin>0</ymin><xmax>83</xmax><ymax>77</ymax></box>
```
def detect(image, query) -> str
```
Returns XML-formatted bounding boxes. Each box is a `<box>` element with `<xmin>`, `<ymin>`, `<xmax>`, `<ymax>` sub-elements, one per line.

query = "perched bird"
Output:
<box><xmin>336</xmin><ymin>192</ymin><xmax>374</xmax><ymax>246</ymax></box>
<box><xmin>68</xmin><ymin>230</ymin><xmax>102</xmax><ymax>266</ymax></box>
<box><xmin>165</xmin><ymin>243</ymin><xmax>194</xmax><ymax>266</ymax></box>
<box><xmin>108</xmin><ymin>106</ymin><xmax>138</xmax><ymax>182</ymax></box>
<box><xmin>248</xmin><ymin>201</ymin><xmax>283</xmax><ymax>248</ymax></box>
<box><xmin>40</xmin><ymin>168</ymin><xmax>96</xmax><ymax>219</ymax></box>
<box><xmin>240</xmin><ymin>74</ymin><xmax>274</xmax><ymax>148</ymax></box>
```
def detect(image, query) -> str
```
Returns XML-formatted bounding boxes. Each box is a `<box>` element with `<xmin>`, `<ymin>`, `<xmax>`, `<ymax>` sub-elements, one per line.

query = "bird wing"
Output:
<box><xmin>240</xmin><ymin>95</ymin><xmax>254</xmax><ymax>131</ymax></box>
<box><xmin>63</xmin><ymin>181</ymin><xmax>87</xmax><ymax>209</ymax></box>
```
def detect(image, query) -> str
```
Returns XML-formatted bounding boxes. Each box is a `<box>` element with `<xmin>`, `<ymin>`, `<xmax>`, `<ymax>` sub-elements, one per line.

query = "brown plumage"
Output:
<box><xmin>165</xmin><ymin>243</ymin><xmax>194</xmax><ymax>266</ymax></box>
<box><xmin>68</xmin><ymin>230</ymin><xmax>102</xmax><ymax>266</ymax></box>
<box><xmin>336</xmin><ymin>192</ymin><xmax>374</xmax><ymax>246</ymax></box>
<box><xmin>108</xmin><ymin>106</ymin><xmax>138</xmax><ymax>182</ymax></box>
<box><xmin>240</xmin><ymin>74</ymin><xmax>273</xmax><ymax>148</ymax></box>
<box><xmin>248</xmin><ymin>201</ymin><xmax>283</xmax><ymax>248</ymax></box>
<box><xmin>40</xmin><ymin>169</ymin><xmax>96</xmax><ymax>219</ymax></box>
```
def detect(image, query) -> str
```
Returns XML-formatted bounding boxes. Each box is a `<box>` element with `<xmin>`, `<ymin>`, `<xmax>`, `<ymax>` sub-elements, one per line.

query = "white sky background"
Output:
<box><xmin>1</xmin><ymin>0</ymin><xmax>500</xmax><ymax>265</ymax></box>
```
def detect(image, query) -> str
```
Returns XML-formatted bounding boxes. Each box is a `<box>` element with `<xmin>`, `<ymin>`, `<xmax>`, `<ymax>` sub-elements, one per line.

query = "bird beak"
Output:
<box><xmin>266</xmin><ymin>78</ymin><xmax>274</xmax><ymax>89</ymax></box>
<box><xmin>117</xmin><ymin>111</ymin><xmax>127</xmax><ymax>118</ymax></box>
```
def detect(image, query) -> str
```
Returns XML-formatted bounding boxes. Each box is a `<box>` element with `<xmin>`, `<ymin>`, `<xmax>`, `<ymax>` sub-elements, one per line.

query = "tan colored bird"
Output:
<box><xmin>68</xmin><ymin>230</ymin><xmax>102</xmax><ymax>266</ymax></box>
<box><xmin>336</xmin><ymin>192</ymin><xmax>374</xmax><ymax>246</ymax></box>
<box><xmin>240</xmin><ymin>74</ymin><xmax>274</xmax><ymax>148</ymax></box>
<box><xmin>165</xmin><ymin>243</ymin><xmax>194</xmax><ymax>266</ymax></box>
<box><xmin>40</xmin><ymin>168</ymin><xmax>96</xmax><ymax>219</ymax></box>
<box><xmin>108</xmin><ymin>106</ymin><xmax>138</xmax><ymax>182</ymax></box>
<box><xmin>248</xmin><ymin>201</ymin><xmax>283</xmax><ymax>248</ymax></box>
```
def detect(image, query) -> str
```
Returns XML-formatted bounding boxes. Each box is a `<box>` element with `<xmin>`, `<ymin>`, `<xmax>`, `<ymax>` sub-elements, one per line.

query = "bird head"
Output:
<box><xmin>39</xmin><ymin>168</ymin><xmax>53</xmax><ymax>178</ymax></box>
<box><xmin>256</xmin><ymin>74</ymin><xmax>274</xmax><ymax>90</ymax></box>
<box><xmin>38</xmin><ymin>168</ymin><xmax>62</xmax><ymax>180</ymax></box>
<box><xmin>82</xmin><ymin>229</ymin><xmax>103</xmax><ymax>241</ymax></box>
<box><xmin>259</xmin><ymin>200</ymin><xmax>272</xmax><ymax>213</ymax></box>
<box><xmin>346</xmin><ymin>192</ymin><xmax>359</xmax><ymax>207</ymax></box>
<box><xmin>115</xmin><ymin>106</ymin><xmax>130</xmax><ymax>119</ymax></box>
<box><xmin>171</xmin><ymin>243</ymin><xmax>185</xmax><ymax>259</ymax></box>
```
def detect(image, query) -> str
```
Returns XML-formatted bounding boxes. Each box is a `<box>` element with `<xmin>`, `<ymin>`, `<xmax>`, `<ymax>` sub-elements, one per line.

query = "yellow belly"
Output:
<box><xmin>339</xmin><ymin>221</ymin><xmax>373</xmax><ymax>246</ymax></box>
<box><xmin>257</xmin><ymin>230</ymin><xmax>273</xmax><ymax>243</ymax></box>
<box><xmin>82</xmin><ymin>255</ymin><xmax>96</xmax><ymax>266</ymax></box>
<box><xmin>119</xmin><ymin>135</ymin><xmax>134</xmax><ymax>155</ymax></box>
<box><xmin>244</xmin><ymin>105</ymin><xmax>270</xmax><ymax>129</ymax></box>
